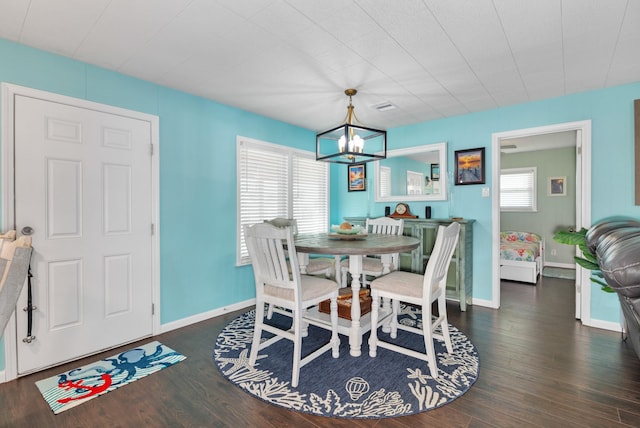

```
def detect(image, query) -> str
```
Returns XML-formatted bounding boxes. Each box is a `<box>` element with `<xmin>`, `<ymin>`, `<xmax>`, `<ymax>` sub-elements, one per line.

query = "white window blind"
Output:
<box><xmin>500</xmin><ymin>167</ymin><xmax>537</xmax><ymax>212</ymax></box>
<box><xmin>293</xmin><ymin>155</ymin><xmax>328</xmax><ymax>234</ymax></box>
<box><xmin>237</xmin><ymin>137</ymin><xmax>328</xmax><ymax>265</ymax></box>
<box><xmin>380</xmin><ymin>166</ymin><xmax>391</xmax><ymax>197</ymax></box>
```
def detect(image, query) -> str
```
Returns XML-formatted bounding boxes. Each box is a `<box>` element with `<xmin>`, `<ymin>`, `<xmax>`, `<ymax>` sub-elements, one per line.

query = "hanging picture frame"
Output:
<box><xmin>431</xmin><ymin>164</ymin><xmax>440</xmax><ymax>181</ymax></box>
<box><xmin>454</xmin><ymin>147</ymin><xmax>485</xmax><ymax>185</ymax></box>
<box><xmin>347</xmin><ymin>163</ymin><xmax>366</xmax><ymax>192</ymax></box>
<box><xmin>548</xmin><ymin>176</ymin><xmax>567</xmax><ymax>196</ymax></box>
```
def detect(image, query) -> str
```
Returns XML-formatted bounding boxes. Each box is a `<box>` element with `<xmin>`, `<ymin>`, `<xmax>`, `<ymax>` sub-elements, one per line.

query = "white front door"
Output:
<box><xmin>13</xmin><ymin>94</ymin><xmax>155</xmax><ymax>375</ymax></box>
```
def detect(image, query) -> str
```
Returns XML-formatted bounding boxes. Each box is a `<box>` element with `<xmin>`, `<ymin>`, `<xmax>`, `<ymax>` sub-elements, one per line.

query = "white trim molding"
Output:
<box><xmin>160</xmin><ymin>299</ymin><xmax>255</xmax><ymax>334</ymax></box>
<box><xmin>492</xmin><ymin>120</ymin><xmax>593</xmax><ymax>324</ymax></box>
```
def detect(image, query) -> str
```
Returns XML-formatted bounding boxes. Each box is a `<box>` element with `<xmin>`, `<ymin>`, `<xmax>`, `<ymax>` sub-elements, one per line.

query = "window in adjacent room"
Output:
<box><xmin>236</xmin><ymin>136</ymin><xmax>329</xmax><ymax>265</ymax></box>
<box><xmin>500</xmin><ymin>167</ymin><xmax>537</xmax><ymax>212</ymax></box>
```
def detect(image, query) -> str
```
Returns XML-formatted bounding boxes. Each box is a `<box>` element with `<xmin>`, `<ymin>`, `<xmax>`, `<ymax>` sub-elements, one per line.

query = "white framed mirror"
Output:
<box><xmin>374</xmin><ymin>142</ymin><xmax>448</xmax><ymax>202</ymax></box>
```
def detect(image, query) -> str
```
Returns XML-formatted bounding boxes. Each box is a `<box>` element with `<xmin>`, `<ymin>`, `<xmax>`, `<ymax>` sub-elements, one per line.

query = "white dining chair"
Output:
<box><xmin>368</xmin><ymin>222</ymin><xmax>460</xmax><ymax>378</ymax></box>
<box><xmin>263</xmin><ymin>218</ymin><xmax>338</xmax><ymax>320</ymax></box>
<box><xmin>244</xmin><ymin>222</ymin><xmax>340</xmax><ymax>387</ymax></box>
<box><xmin>264</xmin><ymin>218</ymin><xmax>335</xmax><ymax>279</ymax></box>
<box><xmin>340</xmin><ymin>217</ymin><xmax>404</xmax><ymax>288</ymax></box>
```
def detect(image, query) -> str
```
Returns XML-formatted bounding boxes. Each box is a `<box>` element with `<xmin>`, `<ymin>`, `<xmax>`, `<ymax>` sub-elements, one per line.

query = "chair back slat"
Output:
<box><xmin>423</xmin><ymin>223</ymin><xmax>460</xmax><ymax>297</ymax></box>
<box><xmin>364</xmin><ymin>217</ymin><xmax>405</xmax><ymax>272</ymax></box>
<box><xmin>264</xmin><ymin>217</ymin><xmax>298</xmax><ymax>236</ymax></box>
<box><xmin>245</xmin><ymin>223</ymin><xmax>298</xmax><ymax>292</ymax></box>
<box><xmin>366</xmin><ymin>217</ymin><xmax>404</xmax><ymax>236</ymax></box>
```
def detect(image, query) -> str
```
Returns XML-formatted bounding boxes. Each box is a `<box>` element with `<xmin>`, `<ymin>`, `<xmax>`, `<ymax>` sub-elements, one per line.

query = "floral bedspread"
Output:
<box><xmin>500</xmin><ymin>231</ymin><xmax>542</xmax><ymax>262</ymax></box>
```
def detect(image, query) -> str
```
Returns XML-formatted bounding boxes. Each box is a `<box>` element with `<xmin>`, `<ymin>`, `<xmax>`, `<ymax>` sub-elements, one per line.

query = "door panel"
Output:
<box><xmin>104</xmin><ymin>164</ymin><xmax>132</xmax><ymax>234</ymax></box>
<box><xmin>49</xmin><ymin>259</ymin><xmax>82</xmax><ymax>329</ymax></box>
<box><xmin>14</xmin><ymin>95</ymin><xmax>153</xmax><ymax>375</ymax></box>
<box><xmin>47</xmin><ymin>159</ymin><xmax>82</xmax><ymax>238</ymax></box>
<box><xmin>104</xmin><ymin>254</ymin><xmax>132</xmax><ymax>316</ymax></box>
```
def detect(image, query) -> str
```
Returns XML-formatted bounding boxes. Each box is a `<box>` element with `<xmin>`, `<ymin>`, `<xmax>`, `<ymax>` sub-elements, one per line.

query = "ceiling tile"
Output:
<box><xmin>74</xmin><ymin>0</ymin><xmax>193</xmax><ymax>69</ymax></box>
<box><xmin>0</xmin><ymin>0</ymin><xmax>30</xmax><ymax>41</ymax></box>
<box><xmin>606</xmin><ymin>0</ymin><xmax>640</xmax><ymax>86</ymax></box>
<box><xmin>562</xmin><ymin>0</ymin><xmax>628</xmax><ymax>93</ymax></box>
<box><xmin>19</xmin><ymin>0</ymin><xmax>111</xmax><ymax>57</ymax></box>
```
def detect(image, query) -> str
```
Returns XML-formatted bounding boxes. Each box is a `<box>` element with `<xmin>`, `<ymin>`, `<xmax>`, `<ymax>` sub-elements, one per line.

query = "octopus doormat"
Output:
<box><xmin>36</xmin><ymin>341</ymin><xmax>185</xmax><ymax>414</ymax></box>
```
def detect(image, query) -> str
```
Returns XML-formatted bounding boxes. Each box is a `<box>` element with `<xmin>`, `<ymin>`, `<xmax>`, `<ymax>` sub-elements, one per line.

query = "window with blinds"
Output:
<box><xmin>237</xmin><ymin>137</ymin><xmax>329</xmax><ymax>265</ymax></box>
<box><xmin>500</xmin><ymin>167</ymin><xmax>537</xmax><ymax>212</ymax></box>
<box><xmin>379</xmin><ymin>166</ymin><xmax>391</xmax><ymax>198</ymax></box>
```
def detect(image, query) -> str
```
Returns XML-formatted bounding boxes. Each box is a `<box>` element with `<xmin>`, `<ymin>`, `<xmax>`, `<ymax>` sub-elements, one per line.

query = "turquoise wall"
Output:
<box><xmin>332</xmin><ymin>83</ymin><xmax>640</xmax><ymax>323</ymax></box>
<box><xmin>2</xmin><ymin>37</ymin><xmax>640</xmax><ymax>371</ymax></box>
<box><xmin>0</xmin><ymin>39</ymin><xmax>313</xmax><ymax>370</ymax></box>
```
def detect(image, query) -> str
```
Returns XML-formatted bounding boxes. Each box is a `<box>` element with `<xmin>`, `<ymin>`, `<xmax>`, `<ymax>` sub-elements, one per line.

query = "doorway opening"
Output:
<box><xmin>491</xmin><ymin>121</ymin><xmax>592</xmax><ymax>323</ymax></box>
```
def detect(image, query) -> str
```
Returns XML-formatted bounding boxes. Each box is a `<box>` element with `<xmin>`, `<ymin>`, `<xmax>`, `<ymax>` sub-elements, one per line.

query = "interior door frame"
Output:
<box><xmin>491</xmin><ymin>120</ymin><xmax>592</xmax><ymax>323</ymax></box>
<box><xmin>1</xmin><ymin>83</ymin><xmax>161</xmax><ymax>382</ymax></box>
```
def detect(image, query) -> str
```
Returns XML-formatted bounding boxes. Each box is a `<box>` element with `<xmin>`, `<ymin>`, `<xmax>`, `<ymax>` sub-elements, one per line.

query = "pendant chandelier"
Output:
<box><xmin>316</xmin><ymin>89</ymin><xmax>386</xmax><ymax>164</ymax></box>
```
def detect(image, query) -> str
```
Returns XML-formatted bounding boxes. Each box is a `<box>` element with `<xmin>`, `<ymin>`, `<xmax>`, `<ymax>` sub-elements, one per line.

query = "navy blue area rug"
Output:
<box><xmin>213</xmin><ymin>305</ymin><xmax>479</xmax><ymax>419</ymax></box>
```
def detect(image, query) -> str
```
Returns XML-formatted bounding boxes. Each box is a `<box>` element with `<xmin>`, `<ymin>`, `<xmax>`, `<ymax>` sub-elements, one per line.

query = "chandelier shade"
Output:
<box><xmin>316</xmin><ymin>89</ymin><xmax>386</xmax><ymax>164</ymax></box>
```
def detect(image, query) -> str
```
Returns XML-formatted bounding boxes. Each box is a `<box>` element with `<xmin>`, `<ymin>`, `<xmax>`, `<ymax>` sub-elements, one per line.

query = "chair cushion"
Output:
<box><xmin>286</xmin><ymin>258</ymin><xmax>331</xmax><ymax>275</ymax></box>
<box><xmin>264</xmin><ymin>275</ymin><xmax>338</xmax><ymax>302</ymax></box>
<box><xmin>306</xmin><ymin>258</ymin><xmax>333</xmax><ymax>274</ymax></box>
<box><xmin>370</xmin><ymin>270</ymin><xmax>423</xmax><ymax>298</ymax></box>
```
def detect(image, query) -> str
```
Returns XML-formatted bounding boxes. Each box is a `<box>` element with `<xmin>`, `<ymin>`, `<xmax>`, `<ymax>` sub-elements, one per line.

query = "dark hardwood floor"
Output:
<box><xmin>1</xmin><ymin>276</ymin><xmax>639</xmax><ymax>427</ymax></box>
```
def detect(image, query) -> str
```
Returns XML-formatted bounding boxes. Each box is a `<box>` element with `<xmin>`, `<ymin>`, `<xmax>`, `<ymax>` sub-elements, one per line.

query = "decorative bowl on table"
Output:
<box><xmin>331</xmin><ymin>224</ymin><xmax>364</xmax><ymax>234</ymax></box>
<box><xmin>329</xmin><ymin>224</ymin><xmax>367</xmax><ymax>239</ymax></box>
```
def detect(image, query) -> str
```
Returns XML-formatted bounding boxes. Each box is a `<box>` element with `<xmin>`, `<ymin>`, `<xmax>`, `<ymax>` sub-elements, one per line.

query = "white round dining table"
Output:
<box><xmin>294</xmin><ymin>233</ymin><xmax>420</xmax><ymax>357</ymax></box>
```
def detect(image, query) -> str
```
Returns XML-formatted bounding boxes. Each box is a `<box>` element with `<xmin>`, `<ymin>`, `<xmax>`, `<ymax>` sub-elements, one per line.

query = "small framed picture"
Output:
<box><xmin>431</xmin><ymin>164</ymin><xmax>440</xmax><ymax>181</ymax></box>
<box><xmin>347</xmin><ymin>163</ymin><xmax>366</xmax><ymax>192</ymax></box>
<box><xmin>454</xmin><ymin>147</ymin><xmax>485</xmax><ymax>185</ymax></box>
<box><xmin>548</xmin><ymin>176</ymin><xmax>566</xmax><ymax>196</ymax></box>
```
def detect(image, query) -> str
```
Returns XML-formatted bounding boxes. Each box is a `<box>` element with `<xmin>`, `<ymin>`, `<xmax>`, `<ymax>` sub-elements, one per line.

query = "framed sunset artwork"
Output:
<box><xmin>454</xmin><ymin>148</ymin><xmax>485</xmax><ymax>185</ymax></box>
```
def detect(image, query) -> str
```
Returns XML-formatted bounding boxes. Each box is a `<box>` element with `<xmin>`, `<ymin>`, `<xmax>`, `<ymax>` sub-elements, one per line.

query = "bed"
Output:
<box><xmin>499</xmin><ymin>231</ymin><xmax>544</xmax><ymax>284</ymax></box>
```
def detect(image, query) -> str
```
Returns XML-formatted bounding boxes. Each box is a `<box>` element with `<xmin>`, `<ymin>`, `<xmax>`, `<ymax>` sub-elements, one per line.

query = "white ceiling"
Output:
<box><xmin>1</xmin><ymin>0</ymin><xmax>639</xmax><ymax>133</ymax></box>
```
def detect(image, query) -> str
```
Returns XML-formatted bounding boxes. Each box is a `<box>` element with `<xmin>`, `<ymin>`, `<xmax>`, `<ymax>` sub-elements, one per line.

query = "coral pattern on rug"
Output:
<box><xmin>214</xmin><ymin>306</ymin><xmax>479</xmax><ymax>419</ymax></box>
